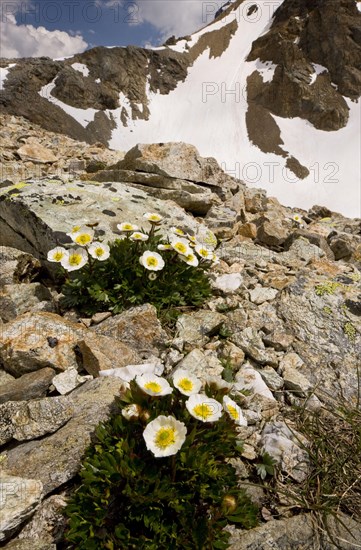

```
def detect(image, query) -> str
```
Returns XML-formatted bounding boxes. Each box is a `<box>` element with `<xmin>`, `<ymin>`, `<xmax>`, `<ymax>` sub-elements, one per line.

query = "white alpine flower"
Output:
<box><xmin>170</xmin><ymin>226</ymin><xmax>186</xmax><ymax>237</ymax></box>
<box><xmin>61</xmin><ymin>248</ymin><xmax>88</xmax><ymax>271</ymax></box>
<box><xmin>186</xmin><ymin>394</ymin><xmax>222</xmax><ymax>422</ymax></box>
<box><xmin>195</xmin><ymin>243</ymin><xmax>214</xmax><ymax>260</ymax></box>
<box><xmin>135</xmin><ymin>373</ymin><xmax>173</xmax><ymax>396</ymax></box>
<box><xmin>47</xmin><ymin>246</ymin><xmax>69</xmax><ymax>263</ymax></box>
<box><xmin>130</xmin><ymin>232</ymin><xmax>149</xmax><ymax>242</ymax></box>
<box><xmin>148</xmin><ymin>272</ymin><xmax>158</xmax><ymax>281</ymax></box>
<box><xmin>88</xmin><ymin>242</ymin><xmax>110</xmax><ymax>261</ymax></box>
<box><xmin>170</xmin><ymin>237</ymin><xmax>191</xmax><ymax>256</ymax></box>
<box><xmin>117</xmin><ymin>222</ymin><xmax>139</xmax><ymax>232</ymax></box>
<box><xmin>71</xmin><ymin>228</ymin><xmax>94</xmax><ymax>246</ymax></box>
<box><xmin>223</xmin><ymin>395</ymin><xmax>247</xmax><ymax>426</ymax></box>
<box><xmin>66</xmin><ymin>224</ymin><xmax>82</xmax><ymax>237</ymax></box>
<box><xmin>157</xmin><ymin>243</ymin><xmax>173</xmax><ymax>251</ymax></box>
<box><xmin>173</xmin><ymin>369</ymin><xmax>202</xmax><ymax>396</ymax></box>
<box><xmin>292</xmin><ymin>213</ymin><xmax>303</xmax><ymax>224</ymax></box>
<box><xmin>143</xmin><ymin>415</ymin><xmax>187</xmax><ymax>458</ymax></box>
<box><xmin>179</xmin><ymin>253</ymin><xmax>199</xmax><ymax>267</ymax></box>
<box><xmin>143</xmin><ymin>212</ymin><xmax>163</xmax><ymax>223</ymax></box>
<box><xmin>122</xmin><ymin>404</ymin><xmax>141</xmax><ymax>421</ymax></box>
<box><xmin>139</xmin><ymin>250</ymin><xmax>165</xmax><ymax>271</ymax></box>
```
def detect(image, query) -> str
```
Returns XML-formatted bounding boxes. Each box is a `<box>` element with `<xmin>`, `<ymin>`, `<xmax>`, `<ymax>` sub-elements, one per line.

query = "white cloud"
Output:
<box><xmin>120</xmin><ymin>0</ymin><xmax>207</xmax><ymax>39</ymax></box>
<box><xmin>0</xmin><ymin>12</ymin><xmax>88</xmax><ymax>59</ymax></box>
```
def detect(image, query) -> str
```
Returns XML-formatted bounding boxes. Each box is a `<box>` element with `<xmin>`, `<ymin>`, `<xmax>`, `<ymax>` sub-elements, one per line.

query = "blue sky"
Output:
<box><xmin>0</xmin><ymin>0</ymin><xmax>214</xmax><ymax>58</ymax></box>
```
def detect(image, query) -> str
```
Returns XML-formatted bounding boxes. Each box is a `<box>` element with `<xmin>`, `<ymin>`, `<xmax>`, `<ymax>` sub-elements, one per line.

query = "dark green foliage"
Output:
<box><xmin>60</xmin><ymin>230</ymin><xmax>212</xmax><ymax>318</ymax></box>
<box><xmin>63</xmin><ymin>383</ymin><xmax>259</xmax><ymax>549</ymax></box>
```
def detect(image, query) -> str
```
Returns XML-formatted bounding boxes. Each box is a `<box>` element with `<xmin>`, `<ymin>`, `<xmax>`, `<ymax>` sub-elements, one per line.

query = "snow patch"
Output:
<box><xmin>310</xmin><ymin>63</ymin><xmax>328</xmax><ymax>84</ymax></box>
<box><xmin>255</xmin><ymin>59</ymin><xmax>277</xmax><ymax>83</ymax></box>
<box><xmin>39</xmin><ymin>79</ymin><xmax>98</xmax><ymax>127</ymax></box>
<box><xmin>0</xmin><ymin>63</ymin><xmax>16</xmax><ymax>90</ymax></box>
<box><xmin>71</xmin><ymin>63</ymin><xmax>89</xmax><ymax>77</ymax></box>
<box><xmin>357</xmin><ymin>2</ymin><xmax>361</xmax><ymax>12</ymax></box>
<box><xmin>95</xmin><ymin>78</ymin><xmax>101</xmax><ymax>84</ymax></box>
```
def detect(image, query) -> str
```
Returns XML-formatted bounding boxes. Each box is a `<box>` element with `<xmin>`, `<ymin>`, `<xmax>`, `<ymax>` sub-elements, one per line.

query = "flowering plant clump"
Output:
<box><xmin>64</xmin><ymin>371</ymin><xmax>259</xmax><ymax>549</ymax></box>
<box><xmin>49</xmin><ymin>214</ymin><xmax>216</xmax><ymax>318</ymax></box>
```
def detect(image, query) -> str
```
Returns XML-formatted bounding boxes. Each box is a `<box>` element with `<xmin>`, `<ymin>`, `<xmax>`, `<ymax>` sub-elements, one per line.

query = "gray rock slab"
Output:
<box><xmin>0</xmin><ymin>473</ymin><xmax>43</xmax><ymax>542</ymax></box>
<box><xmin>0</xmin><ymin>368</ymin><xmax>55</xmax><ymax>404</ymax></box>
<box><xmin>3</xmin><ymin>377</ymin><xmax>125</xmax><ymax>496</ymax></box>
<box><xmin>0</xmin><ymin>396</ymin><xmax>73</xmax><ymax>445</ymax></box>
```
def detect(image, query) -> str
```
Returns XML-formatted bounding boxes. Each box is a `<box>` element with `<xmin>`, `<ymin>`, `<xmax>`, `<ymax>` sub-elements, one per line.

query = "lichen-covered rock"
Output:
<box><xmin>175</xmin><ymin>348</ymin><xmax>224</xmax><ymax>381</ymax></box>
<box><xmin>0</xmin><ymin>473</ymin><xmax>43</xmax><ymax>542</ymax></box>
<box><xmin>276</xmin><ymin>271</ymin><xmax>361</xmax><ymax>403</ymax></box>
<box><xmin>3</xmin><ymin>377</ymin><xmax>125</xmax><ymax>496</ymax></box>
<box><xmin>0</xmin><ymin>177</ymin><xmax>208</xmax><ymax>268</ymax></box>
<box><xmin>0</xmin><ymin>396</ymin><xmax>73</xmax><ymax>445</ymax></box>
<box><xmin>0</xmin><ymin>368</ymin><xmax>55</xmax><ymax>404</ymax></box>
<box><xmin>0</xmin><ymin>247</ymin><xmax>41</xmax><ymax>286</ymax></box>
<box><xmin>176</xmin><ymin>310</ymin><xmax>226</xmax><ymax>350</ymax></box>
<box><xmin>0</xmin><ymin>312</ymin><xmax>86</xmax><ymax>376</ymax></box>
<box><xmin>16</xmin><ymin>495</ymin><xmax>67</xmax><ymax>545</ymax></box>
<box><xmin>0</xmin><ymin>283</ymin><xmax>55</xmax><ymax>323</ymax></box>
<box><xmin>92</xmin><ymin>303</ymin><xmax>168</xmax><ymax>358</ymax></box>
<box><xmin>77</xmin><ymin>332</ymin><xmax>140</xmax><ymax>377</ymax></box>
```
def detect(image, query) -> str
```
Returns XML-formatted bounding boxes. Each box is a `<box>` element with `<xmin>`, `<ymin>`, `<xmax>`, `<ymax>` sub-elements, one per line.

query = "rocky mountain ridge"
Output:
<box><xmin>1</xmin><ymin>0</ymin><xmax>360</xmax><ymax>216</ymax></box>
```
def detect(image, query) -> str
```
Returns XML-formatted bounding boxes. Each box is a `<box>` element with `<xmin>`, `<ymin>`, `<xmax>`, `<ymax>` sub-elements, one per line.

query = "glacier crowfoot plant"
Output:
<box><xmin>63</xmin><ymin>372</ymin><xmax>259</xmax><ymax>549</ymax></box>
<box><xmin>49</xmin><ymin>214</ymin><xmax>217</xmax><ymax>318</ymax></box>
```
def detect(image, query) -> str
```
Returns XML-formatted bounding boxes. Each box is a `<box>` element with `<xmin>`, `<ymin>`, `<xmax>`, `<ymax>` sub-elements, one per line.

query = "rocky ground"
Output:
<box><xmin>0</xmin><ymin>122</ymin><xmax>360</xmax><ymax>549</ymax></box>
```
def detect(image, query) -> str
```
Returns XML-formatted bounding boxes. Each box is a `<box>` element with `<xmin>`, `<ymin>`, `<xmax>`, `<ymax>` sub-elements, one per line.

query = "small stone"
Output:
<box><xmin>238</xmin><ymin>222</ymin><xmax>257</xmax><ymax>239</ymax></box>
<box><xmin>262</xmin><ymin>330</ymin><xmax>294</xmax><ymax>351</ymax></box>
<box><xmin>249</xmin><ymin>286</ymin><xmax>278</xmax><ymax>305</ymax></box>
<box><xmin>0</xmin><ymin>368</ymin><xmax>55</xmax><ymax>404</ymax></box>
<box><xmin>17</xmin><ymin>142</ymin><xmax>58</xmax><ymax>164</ymax></box>
<box><xmin>258</xmin><ymin>366</ymin><xmax>284</xmax><ymax>391</ymax></box>
<box><xmin>260</xmin><ymin>421</ymin><xmax>309</xmax><ymax>482</ymax></box>
<box><xmin>91</xmin><ymin>311</ymin><xmax>112</xmax><ymax>325</ymax></box>
<box><xmin>211</xmin><ymin>273</ymin><xmax>243</xmax><ymax>294</ymax></box>
<box><xmin>235</xmin><ymin>364</ymin><xmax>275</xmax><ymax>400</ymax></box>
<box><xmin>282</xmin><ymin>367</ymin><xmax>313</xmax><ymax>397</ymax></box>
<box><xmin>176</xmin><ymin>310</ymin><xmax>226</xmax><ymax>350</ymax></box>
<box><xmin>0</xmin><ymin>473</ymin><xmax>43</xmax><ymax>542</ymax></box>
<box><xmin>0</xmin><ymin>284</ymin><xmax>54</xmax><ymax>323</ymax></box>
<box><xmin>240</xmin><ymin>443</ymin><xmax>257</xmax><ymax>460</ymax></box>
<box><xmin>0</xmin><ymin>247</ymin><xmax>41</xmax><ymax>286</ymax></box>
<box><xmin>175</xmin><ymin>348</ymin><xmax>223</xmax><ymax>382</ymax></box>
<box><xmin>52</xmin><ymin>367</ymin><xmax>92</xmax><ymax>395</ymax></box>
<box><xmin>219</xmin><ymin>341</ymin><xmax>245</xmax><ymax>368</ymax></box>
<box><xmin>0</xmin><ymin>371</ymin><xmax>15</xmax><ymax>387</ymax></box>
<box><xmin>93</xmin><ymin>304</ymin><xmax>167</xmax><ymax>357</ymax></box>
<box><xmin>78</xmin><ymin>332</ymin><xmax>140</xmax><ymax>377</ymax></box>
<box><xmin>231</xmin><ymin>327</ymin><xmax>279</xmax><ymax>366</ymax></box>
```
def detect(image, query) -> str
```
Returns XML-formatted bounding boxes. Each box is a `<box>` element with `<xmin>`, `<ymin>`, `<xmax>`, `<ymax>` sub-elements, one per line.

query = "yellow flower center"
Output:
<box><xmin>71</xmin><ymin>225</ymin><xmax>81</xmax><ymax>233</ymax></box>
<box><xmin>95</xmin><ymin>248</ymin><xmax>104</xmax><ymax>257</ymax></box>
<box><xmin>69</xmin><ymin>254</ymin><xmax>82</xmax><ymax>266</ymax></box>
<box><xmin>123</xmin><ymin>224</ymin><xmax>133</xmax><ymax>230</ymax></box>
<box><xmin>227</xmin><ymin>404</ymin><xmax>239</xmax><ymax>421</ymax></box>
<box><xmin>144</xmin><ymin>381</ymin><xmax>162</xmax><ymax>393</ymax></box>
<box><xmin>199</xmin><ymin>248</ymin><xmax>208</xmax><ymax>257</ymax></box>
<box><xmin>193</xmin><ymin>403</ymin><xmax>213</xmax><ymax>420</ymax></box>
<box><xmin>155</xmin><ymin>427</ymin><xmax>176</xmax><ymax>449</ymax></box>
<box><xmin>53</xmin><ymin>251</ymin><xmax>64</xmax><ymax>261</ymax></box>
<box><xmin>178</xmin><ymin>378</ymin><xmax>193</xmax><ymax>392</ymax></box>
<box><xmin>146</xmin><ymin>257</ymin><xmax>158</xmax><ymax>267</ymax></box>
<box><xmin>174</xmin><ymin>243</ymin><xmax>187</xmax><ymax>254</ymax></box>
<box><xmin>75</xmin><ymin>234</ymin><xmax>92</xmax><ymax>245</ymax></box>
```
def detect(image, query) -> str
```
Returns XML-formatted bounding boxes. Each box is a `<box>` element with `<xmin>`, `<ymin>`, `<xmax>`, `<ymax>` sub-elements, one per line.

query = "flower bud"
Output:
<box><xmin>222</xmin><ymin>495</ymin><xmax>237</xmax><ymax>513</ymax></box>
<box><xmin>122</xmin><ymin>404</ymin><xmax>141</xmax><ymax>421</ymax></box>
<box><xmin>140</xmin><ymin>410</ymin><xmax>151</xmax><ymax>422</ymax></box>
